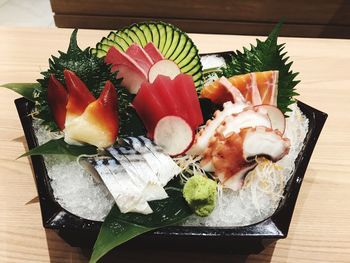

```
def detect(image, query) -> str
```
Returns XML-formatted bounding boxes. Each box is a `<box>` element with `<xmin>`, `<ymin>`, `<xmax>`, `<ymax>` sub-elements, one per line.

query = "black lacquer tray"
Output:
<box><xmin>15</xmin><ymin>96</ymin><xmax>327</xmax><ymax>254</ymax></box>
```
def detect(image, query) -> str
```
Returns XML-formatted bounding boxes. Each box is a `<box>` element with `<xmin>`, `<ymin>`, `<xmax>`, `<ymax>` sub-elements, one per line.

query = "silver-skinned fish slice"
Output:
<box><xmin>124</xmin><ymin>136</ymin><xmax>181</xmax><ymax>185</ymax></box>
<box><xmin>81</xmin><ymin>156</ymin><xmax>153</xmax><ymax>214</ymax></box>
<box><xmin>106</xmin><ymin>146</ymin><xmax>168</xmax><ymax>201</ymax></box>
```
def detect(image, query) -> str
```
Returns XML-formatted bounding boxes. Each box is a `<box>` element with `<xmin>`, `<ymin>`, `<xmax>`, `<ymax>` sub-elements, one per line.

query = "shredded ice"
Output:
<box><xmin>33</xmin><ymin>103</ymin><xmax>308</xmax><ymax>225</ymax></box>
<box><xmin>200</xmin><ymin>55</ymin><xmax>226</xmax><ymax>70</ymax></box>
<box><xmin>33</xmin><ymin>120</ymin><xmax>114</xmax><ymax>221</ymax></box>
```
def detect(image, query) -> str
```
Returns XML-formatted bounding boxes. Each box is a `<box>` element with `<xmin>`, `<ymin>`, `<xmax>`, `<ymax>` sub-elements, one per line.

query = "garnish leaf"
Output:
<box><xmin>90</xmin><ymin>188</ymin><xmax>192</xmax><ymax>263</ymax></box>
<box><xmin>1</xmin><ymin>83</ymin><xmax>41</xmax><ymax>101</ymax></box>
<box><xmin>222</xmin><ymin>22</ymin><xmax>299</xmax><ymax>113</ymax></box>
<box><xmin>19</xmin><ymin>138</ymin><xmax>97</xmax><ymax>158</ymax></box>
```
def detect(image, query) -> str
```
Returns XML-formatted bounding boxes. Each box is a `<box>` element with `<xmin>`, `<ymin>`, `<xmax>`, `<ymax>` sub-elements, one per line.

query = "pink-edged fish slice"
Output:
<box><xmin>105</xmin><ymin>47</ymin><xmax>148</xmax><ymax>94</ymax></box>
<box><xmin>218</xmin><ymin>77</ymin><xmax>246</xmax><ymax>104</ymax></box>
<box><xmin>144</xmin><ymin>42</ymin><xmax>164</xmax><ymax>63</ymax></box>
<box><xmin>125</xmin><ymin>43</ymin><xmax>154</xmax><ymax>73</ymax></box>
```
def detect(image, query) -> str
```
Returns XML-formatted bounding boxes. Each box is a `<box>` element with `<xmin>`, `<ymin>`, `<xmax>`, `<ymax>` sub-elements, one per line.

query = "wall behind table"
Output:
<box><xmin>51</xmin><ymin>0</ymin><xmax>350</xmax><ymax>38</ymax></box>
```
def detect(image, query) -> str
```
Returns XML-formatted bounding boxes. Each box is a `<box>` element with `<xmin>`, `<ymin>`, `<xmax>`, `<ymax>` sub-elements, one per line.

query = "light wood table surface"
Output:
<box><xmin>0</xmin><ymin>27</ymin><xmax>349</xmax><ymax>263</ymax></box>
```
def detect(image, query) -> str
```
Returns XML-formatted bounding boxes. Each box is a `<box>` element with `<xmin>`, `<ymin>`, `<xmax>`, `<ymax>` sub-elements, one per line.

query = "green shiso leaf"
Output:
<box><xmin>35</xmin><ymin>29</ymin><xmax>143</xmax><ymax>135</ymax></box>
<box><xmin>18</xmin><ymin>138</ymin><xmax>97</xmax><ymax>158</ymax></box>
<box><xmin>221</xmin><ymin>22</ymin><xmax>299</xmax><ymax>113</ymax></box>
<box><xmin>90</xmin><ymin>187</ymin><xmax>192</xmax><ymax>263</ymax></box>
<box><xmin>1</xmin><ymin>83</ymin><xmax>41</xmax><ymax>101</ymax></box>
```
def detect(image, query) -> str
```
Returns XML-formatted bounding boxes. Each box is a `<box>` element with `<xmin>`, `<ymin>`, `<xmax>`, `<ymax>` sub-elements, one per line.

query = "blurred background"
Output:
<box><xmin>0</xmin><ymin>0</ymin><xmax>349</xmax><ymax>38</ymax></box>
<box><xmin>0</xmin><ymin>0</ymin><xmax>53</xmax><ymax>27</ymax></box>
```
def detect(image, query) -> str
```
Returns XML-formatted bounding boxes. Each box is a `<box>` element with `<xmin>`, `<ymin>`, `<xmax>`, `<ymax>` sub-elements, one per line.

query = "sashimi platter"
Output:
<box><xmin>4</xmin><ymin>21</ymin><xmax>326</xmax><ymax>262</ymax></box>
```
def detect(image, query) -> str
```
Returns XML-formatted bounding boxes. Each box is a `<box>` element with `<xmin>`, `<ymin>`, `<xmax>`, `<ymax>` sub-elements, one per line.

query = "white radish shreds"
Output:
<box><xmin>32</xmin><ymin>118</ymin><xmax>114</xmax><ymax>221</ymax></box>
<box><xmin>183</xmin><ymin>103</ymin><xmax>309</xmax><ymax>227</ymax></box>
<box><xmin>32</xmin><ymin>103</ymin><xmax>308</xmax><ymax>225</ymax></box>
<box><xmin>173</xmin><ymin>154</ymin><xmax>207</xmax><ymax>182</ymax></box>
<box><xmin>278</xmin><ymin>103</ymin><xmax>309</xmax><ymax>182</ymax></box>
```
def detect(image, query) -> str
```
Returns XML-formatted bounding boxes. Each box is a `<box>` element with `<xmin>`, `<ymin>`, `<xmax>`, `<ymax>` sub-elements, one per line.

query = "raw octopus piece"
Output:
<box><xmin>186</xmin><ymin>101</ymin><xmax>248</xmax><ymax>156</ymax></box>
<box><xmin>215</xmin><ymin>107</ymin><xmax>272</xmax><ymax>138</ymax></box>
<box><xmin>201</xmin><ymin>126</ymin><xmax>290</xmax><ymax>191</ymax></box>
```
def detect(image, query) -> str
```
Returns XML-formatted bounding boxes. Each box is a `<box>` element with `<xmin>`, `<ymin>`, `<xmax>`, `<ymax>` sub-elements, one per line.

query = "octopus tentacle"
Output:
<box><xmin>201</xmin><ymin>126</ymin><xmax>290</xmax><ymax>191</ymax></box>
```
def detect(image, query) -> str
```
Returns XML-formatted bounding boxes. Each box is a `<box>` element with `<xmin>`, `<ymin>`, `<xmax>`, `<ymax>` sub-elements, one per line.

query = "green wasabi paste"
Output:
<box><xmin>183</xmin><ymin>174</ymin><xmax>218</xmax><ymax>217</ymax></box>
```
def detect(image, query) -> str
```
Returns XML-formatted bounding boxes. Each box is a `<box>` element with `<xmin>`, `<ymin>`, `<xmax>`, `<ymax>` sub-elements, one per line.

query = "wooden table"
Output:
<box><xmin>0</xmin><ymin>27</ymin><xmax>349</xmax><ymax>263</ymax></box>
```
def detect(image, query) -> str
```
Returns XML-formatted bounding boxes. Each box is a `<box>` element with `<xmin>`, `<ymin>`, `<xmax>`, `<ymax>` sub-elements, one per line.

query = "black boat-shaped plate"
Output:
<box><xmin>14</xmin><ymin>52</ymin><xmax>328</xmax><ymax>254</ymax></box>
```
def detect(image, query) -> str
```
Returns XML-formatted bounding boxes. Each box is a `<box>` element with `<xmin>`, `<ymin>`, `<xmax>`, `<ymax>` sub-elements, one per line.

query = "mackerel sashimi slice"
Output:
<box><xmin>106</xmin><ymin>147</ymin><xmax>167</xmax><ymax>201</ymax></box>
<box><xmin>124</xmin><ymin>136</ymin><xmax>181</xmax><ymax>185</ymax></box>
<box><xmin>81</xmin><ymin>136</ymin><xmax>181</xmax><ymax>215</ymax></box>
<box><xmin>82</xmin><ymin>156</ymin><xmax>153</xmax><ymax>214</ymax></box>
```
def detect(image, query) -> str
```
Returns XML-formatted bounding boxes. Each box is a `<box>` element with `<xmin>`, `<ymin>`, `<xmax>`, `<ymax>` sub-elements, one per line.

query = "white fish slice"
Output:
<box><xmin>126</xmin><ymin>136</ymin><xmax>181</xmax><ymax>185</ymax></box>
<box><xmin>124</xmin><ymin>137</ymin><xmax>164</xmax><ymax>183</ymax></box>
<box><xmin>83</xmin><ymin>157</ymin><xmax>153</xmax><ymax>214</ymax></box>
<box><xmin>117</xmin><ymin>146</ymin><xmax>168</xmax><ymax>200</ymax></box>
<box><xmin>107</xmin><ymin>147</ymin><xmax>168</xmax><ymax>201</ymax></box>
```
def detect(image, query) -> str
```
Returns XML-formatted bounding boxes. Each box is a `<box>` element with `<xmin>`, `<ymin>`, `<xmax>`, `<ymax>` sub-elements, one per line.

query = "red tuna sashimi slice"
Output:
<box><xmin>132</xmin><ymin>82</ymin><xmax>169</xmax><ymax>138</ymax></box>
<box><xmin>132</xmin><ymin>74</ymin><xmax>202</xmax><ymax>139</ymax></box>
<box><xmin>144</xmin><ymin>42</ymin><xmax>164</xmax><ymax>63</ymax></box>
<box><xmin>150</xmin><ymin>75</ymin><xmax>202</xmax><ymax>130</ymax></box>
<box><xmin>64</xmin><ymin>69</ymin><xmax>96</xmax><ymax>121</ymax></box>
<box><xmin>172</xmin><ymin>74</ymin><xmax>203</xmax><ymax>128</ymax></box>
<box><xmin>125</xmin><ymin>43</ymin><xmax>154</xmax><ymax>73</ymax></box>
<box><xmin>255</xmin><ymin>71</ymin><xmax>279</xmax><ymax>106</ymax></box>
<box><xmin>105</xmin><ymin>47</ymin><xmax>147</xmax><ymax>94</ymax></box>
<box><xmin>150</xmin><ymin>75</ymin><xmax>180</xmax><ymax>116</ymax></box>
